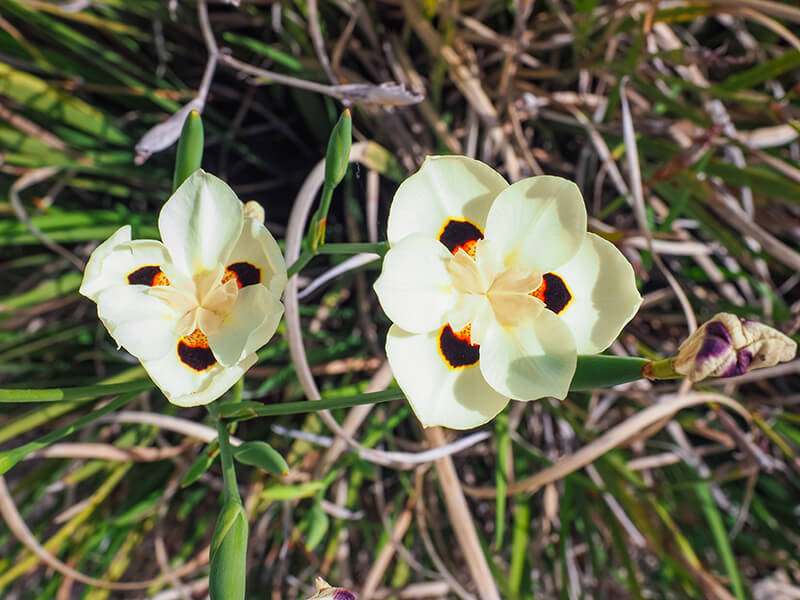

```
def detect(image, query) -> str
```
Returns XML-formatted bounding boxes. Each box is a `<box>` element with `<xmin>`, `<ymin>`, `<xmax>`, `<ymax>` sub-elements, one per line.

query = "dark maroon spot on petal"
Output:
<box><xmin>532</xmin><ymin>273</ymin><xmax>572</xmax><ymax>315</ymax></box>
<box><xmin>224</xmin><ymin>261</ymin><xmax>261</xmax><ymax>288</ymax></box>
<box><xmin>177</xmin><ymin>329</ymin><xmax>216</xmax><ymax>372</ymax></box>
<box><xmin>438</xmin><ymin>324</ymin><xmax>479</xmax><ymax>369</ymax></box>
<box><xmin>695</xmin><ymin>321</ymin><xmax>732</xmax><ymax>365</ymax></box>
<box><xmin>127</xmin><ymin>265</ymin><xmax>168</xmax><ymax>286</ymax></box>
<box><xmin>722</xmin><ymin>350</ymin><xmax>752</xmax><ymax>377</ymax></box>
<box><xmin>438</xmin><ymin>219</ymin><xmax>483</xmax><ymax>256</ymax></box>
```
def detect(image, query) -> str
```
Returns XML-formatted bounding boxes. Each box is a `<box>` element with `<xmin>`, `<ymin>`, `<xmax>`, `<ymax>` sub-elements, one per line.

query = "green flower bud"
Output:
<box><xmin>173</xmin><ymin>110</ymin><xmax>204</xmax><ymax>192</ymax></box>
<box><xmin>324</xmin><ymin>109</ymin><xmax>352</xmax><ymax>188</ymax></box>
<box><xmin>209</xmin><ymin>498</ymin><xmax>249</xmax><ymax>600</ymax></box>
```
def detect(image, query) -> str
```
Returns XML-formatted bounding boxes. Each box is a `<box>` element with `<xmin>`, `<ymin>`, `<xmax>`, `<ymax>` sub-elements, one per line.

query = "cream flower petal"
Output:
<box><xmin>207</xmin><ymin>285</ymin><xmax>284</xmax><ymax>367</ymax></box>
<box><xmin>373</xmin><ymin>233</ymin><xmax>455</xmax><ymax>334</ymax></box>
<box><xmin>80</xmin><ymin>225</ymin><xmax>132</xmax><ymax>300</ymax></box>
<box><xmin>226</xmin><ymin>215</ymin><xmax>288</xmax><ymax>297</ymax></box>
<box><xmin>385</xmin><ymin>325</ymin><xmax>509</xmax><ymax>430</ymax></box>
<box><xmin>386</xmin><ymin>156</ymin><xmax>508</xmax><ymax>245</ymax></box>
<box><xmin>80</xmin><ymin>230</ymin><xmax>174</xmax><ymax>300</ymax></box>
<box><xmin>554</xmin><ymin>233</ymin><xmax>642</xmax><ymax>354</ymax></box>
<box><xmin>483</xmin><ymin>176</ymin><xmax>587</xmax><ymax>272</ymax></box>
<box><xmin>95</xmin><ymin>285</ymin><xmax>180</xmax><ymax>361</ymax></box>
<box><xmin>158</xmin><ymin>170</ymin><xmax>244</xmax><ymax>276</ymax></box>
<box><xmin>141</xmin><ymin>347</ymin><xmax>258</xmax><ymax>407</ymax></box>
<box><xmin>478</xmin><ymin>310</ymin><xmax>576</xmax><ymax>401</ymax></box>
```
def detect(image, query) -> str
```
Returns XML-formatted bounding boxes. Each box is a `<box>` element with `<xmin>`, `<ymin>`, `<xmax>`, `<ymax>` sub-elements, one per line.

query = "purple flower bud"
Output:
<box><xmin>307</xmin><ymin>577</ymin><xmax>357</xmax><ymax>600</ymax></box>
<box><xmin>673</xmin><ymin>313</ymin><xmax>796</xmax><ymax>382</ymax></box>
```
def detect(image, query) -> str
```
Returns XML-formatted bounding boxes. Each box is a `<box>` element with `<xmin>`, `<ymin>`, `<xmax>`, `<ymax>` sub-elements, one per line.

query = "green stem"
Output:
<box><xmin>218</xmin><ymin>388</ymin><xmax>404</xmax><ymax>421</ymax></box>
<box><xmin>0</xmin><ymin>379</ymin><xmax>153</xmax><ymax>403</ymax></box>
<box><xmin>286</xmin><ymin>249</ymin><xmax>313</xmax><ymax>278</ymax></box>
<box><xmin>316</xmin><ymin>242</ymin><xmax>388</xmax><ymax>256</ymax></box>
<box><xmin>286</xmin><ymin>242</ymin><xmax>387</xmax><ymax>278</ymax></box>
<box><xmin>216</xmin><ymin>417</ymin><xmax>240</xmax><ymax>502</ymax></box>
<box><xmin>642</xmin><ymin>357</ymin><xmax>681</xmax><ymax>380</ymax></box>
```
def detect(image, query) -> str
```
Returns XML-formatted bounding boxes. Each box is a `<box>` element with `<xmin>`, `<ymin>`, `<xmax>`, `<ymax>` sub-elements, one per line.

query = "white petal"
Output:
<box><xmin>207</xmin><ymin>285</ymin><xmax>284</xmax><ymax>367</ymax></box>
<box><xmin>226</xmin><ymin>215</ymin><xmax>287</xmax><ymax>297</ymax></box>
<box><xmin>142</xmin><ymin>349</ymin><xmax>257</xmax><ymax>407</ymax></box>
<box><xmin>80</xmin><ymin>226</ymin><xmax>133</xmax><ymax>300</ymax></box>
<box><xmin>373</xmin><ymin>233</ymin><xmax>455</xmax><ymax>334</ymax></box>
<box><xmin>83</xmin><ymin>239</ymin><xmax>174</xmax><ymax>299</ymax></box>
<box><xmin>386</xmin><ymin>156</ymin><xmax>508</xmax><ymax>245</ymax></box>
<box><xmin>479</xmin><ymin>310</ymin><xmax>576</xmax><ymax>401</ymax></box>
<box><xmin>159</xmin><ymin>170</ymin><xmax>244</xmax><ymax>276</ymax></box>
<box><xmin>95</xmin><ymin>285</ymin><xmax>180</xmax><ymax>361</ymax></box>
<box><xmin>484</xmin><ymin>175</ymin><xmax>587</xmax><ymax>272</ymax></box>
<box><xmin>555</xmin><ymin>233</ymin><xmax>642</xmax><ymax>354</ymax></box>
<box><xmin>386</xmin><ymin>325</ymin><xmax>508</xmax><ymax>430</ymax></box>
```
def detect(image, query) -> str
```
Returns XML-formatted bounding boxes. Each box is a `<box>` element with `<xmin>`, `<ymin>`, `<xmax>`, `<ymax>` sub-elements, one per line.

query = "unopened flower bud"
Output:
<box><xmin>306</xmin><ymin>577</ymin><xmax>356</xmax><ymax>600</ymax></box>
<box><xmin>243</xmin><ymin>200</ymin><xmax>265</xmax><ymax>224</ymax></box>
<box><xmin>672</xmin><ymin>313</ymin><xmax>796</xmax><ymax>382</ymax></box>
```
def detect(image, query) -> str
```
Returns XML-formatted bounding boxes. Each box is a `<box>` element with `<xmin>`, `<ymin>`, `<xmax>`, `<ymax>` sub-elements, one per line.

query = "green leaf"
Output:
<box><xmin>261</xmin><ymin>481</ymin><xmax>324</xmax><ymax>501</ymax></box>
<box><xmin>182</xmin><ymin>445</ymin><xmax>218</xmax><ymax>488</ymax></box>
<box><xmin>305</xmin><ymin>500</ymin><xmax>329</xmax><ymax>551</ymax></box>
<box><xmin>232</xmin><ymin>441</ymin><xmax>289</xmax><ymax>476</ymax></box>
<box><xmin>0</xmin><ymin>62</ymin><xmax>129</xmax><ymax>145</ymax></box>
<box><xmin>716</xmin><ymin>49</ymin><xmax>800</xmax><ymax>93</ymax></box>
<box><xmin>173</xmin><ymin>110</ymin><xmax>204</xmax><ymax>192</ymax></box>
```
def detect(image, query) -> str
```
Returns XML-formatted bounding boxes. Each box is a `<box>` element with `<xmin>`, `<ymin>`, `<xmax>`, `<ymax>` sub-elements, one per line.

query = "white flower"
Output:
<box><xmin>373</xmin><ymin>156</ymin><xmax>642</xmax><ymax>429</ymax></box>
<box><xmin>80</xmin><ymin>170</ymin><xmax>287</xmax><ymax>407</ymax></box>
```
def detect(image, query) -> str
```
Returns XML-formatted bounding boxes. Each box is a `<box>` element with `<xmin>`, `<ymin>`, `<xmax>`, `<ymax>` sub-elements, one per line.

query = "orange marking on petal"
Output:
<box><xmin>177</xmin><ymin>328</ymin><xmax>216</xmax><ymax>372</ymax></box>
<box><xmin>531</xmin><ymin>273</ymin><xmax>573</xmax><ymax>315</ymax></box>
<box><xmin>438</xmin><ymin>219</ymin><xmax>483</xmax><ymax>256</ymax></box>
<box><xmin>152</xmin><ymin>271</ymin><xmax>171</xmax><ymax>286</ymax></box>
<box><xmin>222</xmin><ymin>262</ymin><xmax>261</xmax><ymax>289</ymax></box>
<box><xmin>438</xmin><ymin>324</ymin><xmax>480</xmax><ymax>369</ymax></box>
<box><xmin>127</xmin><ymin>265</ymin><xmax>170</xmax><ymax>287</ymax></box>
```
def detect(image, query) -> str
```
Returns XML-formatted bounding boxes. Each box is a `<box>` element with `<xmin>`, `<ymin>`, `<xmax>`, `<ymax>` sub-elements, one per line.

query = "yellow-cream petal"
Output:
<box><xmin>95</xmin><ymin>285</ymin><xmax>181</xmax><ymax>361</ymax></box>
<box><xmin>483</xmin><ymin>175</ymin><xmax>587</xmax><ymax>272</ymax></box>
<box><xmin>554</xmin><ymin>233</ymin><xmax>641</xmax><ymax>354</ymax></box>
<box><xmin>386</xmin><ymin>155</ymin><xmax>508</xmax><ymax>245</ymax></box>
<box><xmin>386</xmin><ymin>325</ymin><xmax>509</xmax><ymax>430</ymax></box>
<box><xmin>225</xmin><ymin>215</ymin><xmax>287</xmax><ymax>297</ymax></box>
<box><xmin>207</xmin><ymin>285</ymin><xmax>284</xmax><ymax>367</ymax></box>
<box><xmin>478</xmin><ymin>309</ymin><xmax>576</xmax><ymax>401</ymax></box>
<box><xmin>80</xmin><ymin>225</ymin><xmax>133</xmax><ymax>300</ymax></box>
<box><xmin>158</xmin><ymin>169</ymin><xmax>244</xmax><ymax>277</ymax></box>
<box><xmin>142</xmin><ymin>347</ymin><xmax>257</xmax><ymax>407</ymax></box>
<box><xmin>373</xmin><ymin>233</ymin><xmax>455</xmax><ymax>334</ymax></box>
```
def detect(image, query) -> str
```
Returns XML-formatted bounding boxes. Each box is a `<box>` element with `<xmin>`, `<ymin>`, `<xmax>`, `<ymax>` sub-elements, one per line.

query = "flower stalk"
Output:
<box><xmin>208</xmin><ymin>411</ymin><xmax>248</xmax><ymax>600</ymax></box>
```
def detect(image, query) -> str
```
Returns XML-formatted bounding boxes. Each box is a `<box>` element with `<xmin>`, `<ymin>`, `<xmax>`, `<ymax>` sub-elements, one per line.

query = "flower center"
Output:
<box><xmin>445</xmin><ymin>239</ymin><xmax>543</xmax><ymax>341</ymax></box>
<box><xmin>150</xmin><ymin>264</ymin><xmax>239</xmax><ymax>338</ymax></box>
